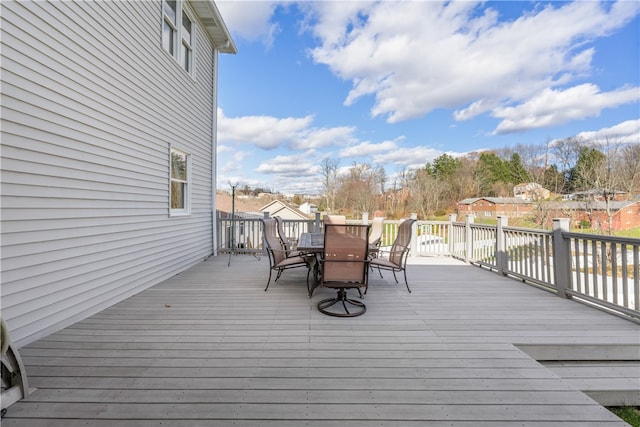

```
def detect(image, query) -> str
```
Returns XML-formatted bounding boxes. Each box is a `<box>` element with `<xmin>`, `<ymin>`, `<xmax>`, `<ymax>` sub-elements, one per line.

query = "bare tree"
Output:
<box><xmin>549</xmin><ymin>137</ymin><xmax>584</xmax><ymax>193</ymax></box>
<box><xmin>321</xmin><ymin>157</ymin><xmax>339</xmax><ymax>213</ymax></box>
<box><xmin>407</xmin><ymin>168</ymin><xmax>445</xmax><ymax>219</ymax></box>
<box><xmin>617</xmin><ymin>143</ymin><xmax>640</xmax><ymax>196</ymax></box>
<box><xmin>335</xmin><ymin>162</ymin><xmax>379</xmax><ymax>216</ymax></box>
<box><xmin>570</xmin><ymin>137</ymin><xmax>634</xmax><ymax>234</ymax></box>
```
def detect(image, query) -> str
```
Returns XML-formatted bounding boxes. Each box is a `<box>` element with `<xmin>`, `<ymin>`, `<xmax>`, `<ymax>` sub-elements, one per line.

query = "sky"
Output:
<box><xmin>214</xmin><ymin>0</ymin><xmax>640</xmax><ymax>195</ymax></box>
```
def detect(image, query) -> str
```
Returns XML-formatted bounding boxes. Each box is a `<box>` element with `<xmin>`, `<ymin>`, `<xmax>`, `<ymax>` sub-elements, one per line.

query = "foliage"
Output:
<box><xmin>290</xmin><ymin>138</ymin><xmax>640</xmax><ymax>221</ymax></box>
<box><xmin>608</xmin><ymin>407</ymin><xmax>640</xmax><ymax>427</ymax></box>
<box><xmin>569</xmin><ymin>146</ymin><xmax>607</xmax><ymax>192</ymax></box>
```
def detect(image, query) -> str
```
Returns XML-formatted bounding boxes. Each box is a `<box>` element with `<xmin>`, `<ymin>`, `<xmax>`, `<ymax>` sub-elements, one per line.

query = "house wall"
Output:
<box><xmin>1</xmin><ymin>1</ymin><xmax>218</xmax><ymax>346</ymax></box>
<box><xmin>457</xmin><ymin>200</ymin><xmax>532</xmax><ymax>219</ymax></box>
<box><xmin>616</xmin><ymin>203</ymin><xmax>640</xmax><ymax>230</ymax></box>
<box><xmin>569</xmin><ymin>203</ymin><xmax>640</xmax><ymax>231</ymax></box>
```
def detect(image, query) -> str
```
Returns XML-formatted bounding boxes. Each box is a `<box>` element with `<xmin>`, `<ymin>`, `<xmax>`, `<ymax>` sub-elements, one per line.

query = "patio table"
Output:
<box><xmin>297</xmin><ymin>232</ymin><xmax>324</xmax><ymax>295</ymax></box>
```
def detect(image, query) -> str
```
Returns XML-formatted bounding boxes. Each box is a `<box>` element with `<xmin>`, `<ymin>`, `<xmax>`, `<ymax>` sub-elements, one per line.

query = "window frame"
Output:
<box><xmin>162</xmin><ymin>0</ymin><xmax>195</xmax><ymax>76</ymax></box>
<box><xmin>162</xmin><ymin>0</ymin><xmax>177</xmax><ymax>56</ymax></box>
<box><xmin>169</xmin><ymin>146</ymin><xmax>191</xmax><ymax>216</ymax></box>
<box><xmin>180</xmin><ymin>10</ymin><xmax>194</xmax><ymax>73</ymax></box>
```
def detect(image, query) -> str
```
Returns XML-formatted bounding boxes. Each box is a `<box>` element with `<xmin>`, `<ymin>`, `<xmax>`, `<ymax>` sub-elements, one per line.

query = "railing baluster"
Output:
<box><xmin>621</xmin><ymin>244</ymin><xmax>628</xmax><ymax>309</ymax></box>
<box><xmin>574</xmin><ymin>238</ymin><xmax>582</xmax><ymax>294</ymax></box>
<box><xmin>634</xmin><ymin>246</ymin><xmax>639</xmax><ymax>311</ymax></box>
<box><xmin>591</xmin><ymin>240</ymin><xmax>598</xmax><ymax>300</ymax></box>
<box><xmin>611</xmin><ymin>242</ymin><xmax>618</xmax><ymax>305</ymax></box>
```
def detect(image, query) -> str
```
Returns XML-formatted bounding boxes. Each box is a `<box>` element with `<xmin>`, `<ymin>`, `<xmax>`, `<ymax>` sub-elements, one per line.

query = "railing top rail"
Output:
<box><xmin>468</xmin><ymin>223</ymin><xmax>496</xmax><ymax>229</ymax></box>
<box><xmin>502</xmin><ymin>226</ymin><xmax>552</xmax><ymax>235</ymax></box>
<box><xmin>562</xmin><ymin>231</ymin><xmax>640</xmax><ymax>245</ymax></box>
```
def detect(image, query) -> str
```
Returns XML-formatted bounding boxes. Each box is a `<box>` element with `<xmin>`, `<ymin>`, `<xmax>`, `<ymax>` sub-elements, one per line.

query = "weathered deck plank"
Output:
<box><xmin>3</xmin><ymin>255</ymin><xmax>639</xmax><ymax>426</ymax></box>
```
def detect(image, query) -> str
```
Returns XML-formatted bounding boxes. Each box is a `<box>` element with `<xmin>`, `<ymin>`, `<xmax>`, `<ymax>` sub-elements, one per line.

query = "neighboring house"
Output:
<box><xmin>513</xmin><ymin>182</ymin><xmax>551</xmax><ymax>200</ymax></box>
<box><xmin>562</xmin><ymin>189</ymin><xmax>627</xmax><ymax>201</ymax></box>
<box><xmin>260</xmin><ymin>200</ymin><xmax>310</xmax><ymax>220</ymax></box>
<box><xmin>1</xmin><ymin>1</ymin><xmax>236</xmax><ymax>347</ymax></box>
<box><xmin>549</xmin><ymin>201</ymin><xmax>640</xmax><ymax>231</ymax></box>
<box><xmin>457</xmin><ymin>197</ymin><xmax>533</xmax><ymax>219</ymax></box>
<box><xmin>299</xmin><ymin>202</ymin><xmax>318</xmax><ymax>215</ymax></box>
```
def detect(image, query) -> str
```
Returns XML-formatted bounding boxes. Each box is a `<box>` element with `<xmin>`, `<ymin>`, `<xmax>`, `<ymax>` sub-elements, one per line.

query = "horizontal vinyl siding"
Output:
<box><xmin>0</xmin><ymin>0</ymin><xmax>217</xmax><ymax>346</ymax></box>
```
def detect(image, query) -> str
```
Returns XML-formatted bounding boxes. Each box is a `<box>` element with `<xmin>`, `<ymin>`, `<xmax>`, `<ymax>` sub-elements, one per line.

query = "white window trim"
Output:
<box><xmin>162</xmin><ymin>0</ymin><xmax>196</xmax><ymax>76</ymax></box>
<box><xmin>169</xmin><ymin>146</ymin><xmax>192</xmax><ymax>216</ymax></box>
<box><xmin>181</xmin><ymin>9</ymin><xmax>194</xmax><ymax>73</ymax></box>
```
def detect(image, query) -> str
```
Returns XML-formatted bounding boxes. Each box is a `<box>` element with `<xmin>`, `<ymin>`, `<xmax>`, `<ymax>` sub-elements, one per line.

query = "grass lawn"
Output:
<box><xmin>609</xmin><ymin>406</ymin><xmax>640</xmax><ymax>427</ymax></box>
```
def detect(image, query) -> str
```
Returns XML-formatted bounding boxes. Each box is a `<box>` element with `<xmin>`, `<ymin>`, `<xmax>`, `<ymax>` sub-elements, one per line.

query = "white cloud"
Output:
<box><xmin>293</xmin><ymin>126</ymin><xmax>358</xmax><ymax>150</ymax></box>
<box><xmin>371</xmin><ymin>146</ymin><xmax>445</xmax><ymax>171</ymax></box>
<box><xmin>575</xmin><ymin>119</ymin><xmax>640</xmax><ymax>145</ymax></box>
<box><xmin>305</xmin><ymin>1</ymin><xmax>640</xmax><ymax>127</ymax></box>
<box><xmin>339</xmin><ymin>140</ymin><xmax>398</xmax><ymax>158</ymax></box>
<box><xmin>217</xmin><ymin>108</ymin><xmax>313</xmax><ymax>149</ymax></box>
<box><xmin>219</xmin><ymin>149</ymin><xmax>252</xmax><ymax>174</ymax></box>
<box><xmin>216</xmin><ymin>1</ymin><xmax>282</xmax><ymax>47</ymax></box>
<box><xmin>256</xmin><ymin>153</ymin><xmax>321</xmax><ymax>177</ymax></box>
<box><xmin>492</xmin><ymin>84</ymin><xmax>640</xmax><ymax>134</ymax></box>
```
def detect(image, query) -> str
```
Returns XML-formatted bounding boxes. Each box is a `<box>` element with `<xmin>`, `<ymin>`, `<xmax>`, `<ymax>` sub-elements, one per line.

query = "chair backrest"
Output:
<box><xmin>323</xmin><ymin>214</ymin><xmax>346</xmax><ymax>225</ymax></box>
<box><xmin>273</xmin><ymin>216</ymin><xmax>292</xmax><ymax>255</ymax></box>
<box><xmin>389</xmin><ymin>219</ymin><xmax>416</xmax><ymax>267</ymax></box>
<box><xmin>262</xmin><ymin>218</ymin><xmax>286</xmax><ymax>265</ymax></box>
<box><xmin>368</xmin><ymin>217</ymin><xmax>384</xmax><ymax>246</ymax></box>
<box><xmin>322</xmin><ymin>224</ymin><xmax>370</xmax><ymax>285</ymax></box>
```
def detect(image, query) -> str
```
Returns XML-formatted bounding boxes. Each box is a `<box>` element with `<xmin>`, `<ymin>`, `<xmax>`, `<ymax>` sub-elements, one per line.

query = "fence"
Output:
<box><xmin>217</xmin><ymin>212</ymin><xmax>639</xmax><ymax>322</ymax></box>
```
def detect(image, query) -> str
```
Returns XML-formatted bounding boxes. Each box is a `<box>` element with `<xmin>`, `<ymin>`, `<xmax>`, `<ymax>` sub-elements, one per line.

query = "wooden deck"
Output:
<box><xmin>4</xmin><ymin>255</ymin><xmax>639</xmax><ymax>426</ymax></box>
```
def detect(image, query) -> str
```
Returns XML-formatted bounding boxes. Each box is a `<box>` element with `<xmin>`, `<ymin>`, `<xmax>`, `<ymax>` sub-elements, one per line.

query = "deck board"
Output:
<box><xmin>3</xmin><ymin>255</ymin><xmax>639</xmax><ymax>426</ymax></box>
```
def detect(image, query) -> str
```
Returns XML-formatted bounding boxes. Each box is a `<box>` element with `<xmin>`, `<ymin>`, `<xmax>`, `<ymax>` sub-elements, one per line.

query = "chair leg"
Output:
<box><xmin>403</xmin><ymin>269</ymin><xmax>411</xmax><ymax>293</ymax></box>
<box><xmin>264</xmin><ymin>269</ymin><xmax>273</xmax><ymax>291</ymax></box>
<box><xmin>306</xmin><ymin>268</ymin><xmax>313</xmax><ymax>297</ymax></box>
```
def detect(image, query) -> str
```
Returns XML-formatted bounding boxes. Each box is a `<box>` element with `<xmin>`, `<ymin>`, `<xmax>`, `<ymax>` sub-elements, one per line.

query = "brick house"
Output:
<box><xmin>550</xmin><ymin>201</ymin><xmax>640</xmax><ymax>231</ymax></box>
<box><xmin>457</xmin><ymin>197</ymin><xmax>533</xmax><ymax>219</ymax></box>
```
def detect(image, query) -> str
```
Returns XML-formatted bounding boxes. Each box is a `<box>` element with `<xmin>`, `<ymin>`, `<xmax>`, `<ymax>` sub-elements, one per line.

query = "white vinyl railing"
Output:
<box><xmin>217</xmin><ymin>212</ymin><xmax>640</xmax><ymax>322</ymax></box>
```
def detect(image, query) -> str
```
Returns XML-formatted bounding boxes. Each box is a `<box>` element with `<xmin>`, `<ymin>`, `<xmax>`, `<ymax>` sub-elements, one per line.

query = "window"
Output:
<box><xmin>181</xmin><ymin>11</ymin><xmax>193</xmax><ymax>72</ymax></box>
<box><xmin>162</xmin><ymin>0</ymin><xmax>194</xmax><ymax>74</ymax></box>
<box><xmin>162</xmin><ymin>0</ymin><xmax>177</xmax><ymax>55</ymax></box>
<box><xmin>170</xmin><ymin>147</ymin><xmax>191</xmax><ymax>215</ymax></box>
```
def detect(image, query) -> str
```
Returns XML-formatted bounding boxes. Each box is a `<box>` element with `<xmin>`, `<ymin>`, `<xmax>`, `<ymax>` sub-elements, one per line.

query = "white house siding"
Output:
<box><xmin>1</xmin><ymin>1</ymin><xmax>223</xmax><ymax>346</ymax></box>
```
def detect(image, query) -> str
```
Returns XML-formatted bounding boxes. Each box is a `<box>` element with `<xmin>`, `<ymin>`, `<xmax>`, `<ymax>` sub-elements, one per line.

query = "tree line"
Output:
<box><xmin>320</xmin><ymin>137</ymin><xmax>640</xmax><ymax>220</ymax></box>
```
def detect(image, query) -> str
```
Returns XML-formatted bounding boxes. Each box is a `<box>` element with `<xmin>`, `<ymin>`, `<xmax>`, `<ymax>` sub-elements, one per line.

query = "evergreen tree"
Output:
<box><xmin>509</xmin><ymin>153</ymin><xmax>530</xmax><ymax>184</ymax></box>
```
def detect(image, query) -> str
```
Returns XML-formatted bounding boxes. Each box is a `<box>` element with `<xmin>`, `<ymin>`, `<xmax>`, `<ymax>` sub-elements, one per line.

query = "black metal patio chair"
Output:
<box><xmin>370</xmin><ymin>218</ymin><xmax>416</xmax><ymax>293</ymax></box>
<box><xmin>261</xmin><ymin>218</ymin><xmax>312</xmax><ymax>293</ymax></box>
<box><xmin>317</xmin><ymin>224</ymin><xmax>370</xmax><ymax>317</ymax></box>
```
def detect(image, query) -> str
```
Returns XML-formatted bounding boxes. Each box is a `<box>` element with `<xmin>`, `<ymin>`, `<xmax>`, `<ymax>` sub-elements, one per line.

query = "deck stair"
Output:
<box><xmin>518</xmin><ymin>344</ymin><xmax>640</xmax><ymax>406</ymax></box>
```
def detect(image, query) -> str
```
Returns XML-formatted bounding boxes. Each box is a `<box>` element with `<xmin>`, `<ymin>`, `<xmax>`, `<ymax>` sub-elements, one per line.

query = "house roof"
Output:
<box><xmin>552</xmin><ymin>200</ymin><xmax>638</xmax><ymax>211</ymax></box>
<box><xmin>458</xmin><ymin>197</ymin><xmax>532</xmax><ymax>205</ymax></box>
<box><xmin>260</xmin><ymin>200</ymin><xmax>309</xmax><ymax>220</ymax></box>
<box><xmin>190</xmin><ymin>0</ymin><xmax>237</xmax><ymax>54</ymax></box>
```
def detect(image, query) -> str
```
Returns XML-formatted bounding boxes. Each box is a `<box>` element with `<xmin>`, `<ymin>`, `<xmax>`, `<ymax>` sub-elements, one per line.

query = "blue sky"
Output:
<box><xmin>215</xmin><ymin>1</ymin><xmax>640</xmax><ymax>195</ymax></box>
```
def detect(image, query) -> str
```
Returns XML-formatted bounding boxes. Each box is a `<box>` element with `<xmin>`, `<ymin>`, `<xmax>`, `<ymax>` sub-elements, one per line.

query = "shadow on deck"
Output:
<box><xmin>3</xmin><ymin>255</ymin><xmax>639</xmax><ymax>426</ymax></box>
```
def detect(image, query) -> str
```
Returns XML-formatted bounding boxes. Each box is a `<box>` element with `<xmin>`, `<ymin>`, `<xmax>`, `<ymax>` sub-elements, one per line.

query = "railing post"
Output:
<box><xmin>410</xmin><ymin>213</ymin><xmax>418</xmax><ymax>256</ymax></box>
<box><xmin>448</xmin><ymin>214</ymin><xmax>456</xmax><ymax>256</ymax></box>
<box><xmin>465</xmin><ymin>215</ymin><xmax>474</xmax><ymax>263</ymax></box>
<box><xmin>496</xmin><ymin>216</ymin><xmax>508</xmax><ymax>276</ymax></box>
<box><xmin>314</xmin><ymin>212</ymin><xmax>321</xmax><ymax>233</ymax></box>
<box><xmin>552</xmin><ymin>218</ymin><xmax>571</xmax><ymax>299</ymax></box>
<box><xmin>261</xmin><ymin>212</ymin><xmax>270</xmax><ymax>255</ymax></box>
<box><xmin>362</xmin><ymin>212</ymin><xmax>369</xmax><ymax>225</ymax></box>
